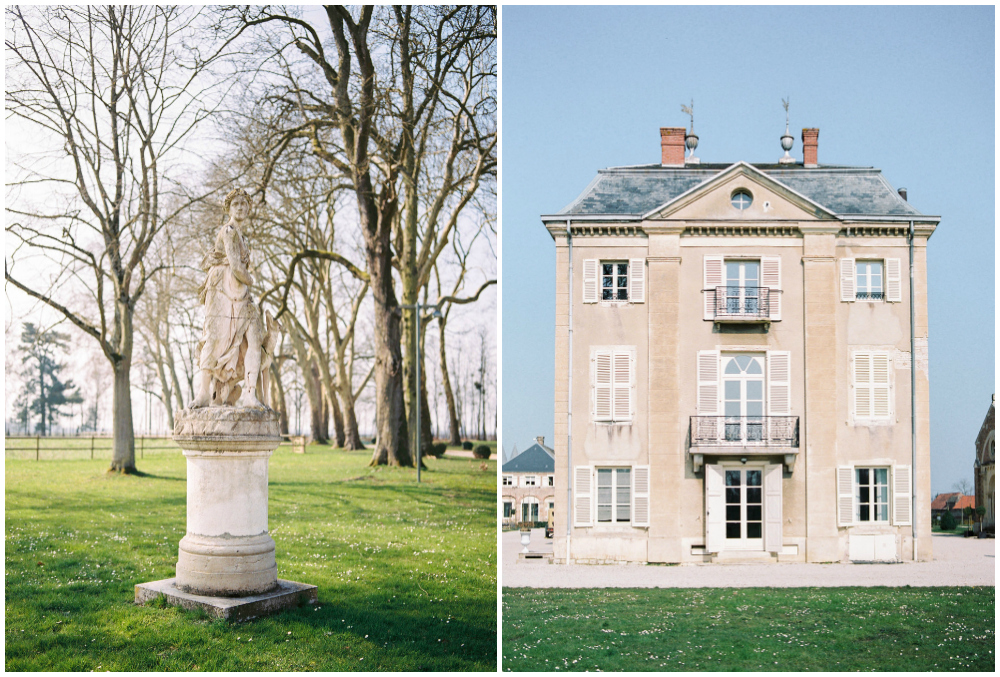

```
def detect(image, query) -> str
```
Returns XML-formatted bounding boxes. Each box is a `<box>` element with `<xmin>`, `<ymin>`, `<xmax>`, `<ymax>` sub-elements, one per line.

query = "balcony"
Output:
<box><xmin>707</xmin><ymin>286</ymin><xmax>776</xmax><ymax>323</ymax></box>
<box><xmin>689</xmin><ymin>415</ymin><xmax>800</xmax><ymax>472</ymax></box>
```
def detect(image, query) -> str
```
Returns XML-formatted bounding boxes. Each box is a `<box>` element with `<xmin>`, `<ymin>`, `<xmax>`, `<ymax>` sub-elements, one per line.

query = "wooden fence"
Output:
<box><xmin>5</xmin><ymin>434</ymin><xmax>309</xmax><ymax>460</ymax></box>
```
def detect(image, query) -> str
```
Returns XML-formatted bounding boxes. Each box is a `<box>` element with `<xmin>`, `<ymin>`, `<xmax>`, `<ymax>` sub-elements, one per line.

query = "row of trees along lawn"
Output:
<box><xmin>5</xmin><ymin>5</ymin><xmax>496</xmax><ymax>472</ymax></box>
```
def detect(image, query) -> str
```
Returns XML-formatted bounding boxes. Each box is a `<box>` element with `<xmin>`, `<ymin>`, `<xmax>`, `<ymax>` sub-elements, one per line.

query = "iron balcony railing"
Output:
<box><xmin>709</xmin><ymin>285</ymin><xmax>775</xmax><ymax>320</ymax></box>
<box><xmin>690</xmin><ymin>416</ymin><xmax>799</xmax><ymax>448</ymax></box>
<box><xmin>856</xmin><ymin>291</ymin><xmax>885</xmax><ymax>301</ymax></box>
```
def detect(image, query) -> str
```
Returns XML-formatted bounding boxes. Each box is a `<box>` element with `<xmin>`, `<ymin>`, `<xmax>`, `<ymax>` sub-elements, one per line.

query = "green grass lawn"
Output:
<box><xmin>503</xmin><ymin>587</ymin><xmax>994</xmax><ymax>672</ymax></box>
<box><xmin>5</xmin><ymin>446</ymin><xmax>497</xmax><ymax>671</ymax></box>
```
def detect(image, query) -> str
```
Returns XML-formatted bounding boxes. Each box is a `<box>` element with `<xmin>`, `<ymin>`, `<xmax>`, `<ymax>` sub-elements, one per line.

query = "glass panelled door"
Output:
<box><xmin>725</xmin><ymin>260</ymin><xmax>760</xmax><ymax>315</ymax></box>
<box><xmin>723</xmin><ymin>354</ymin><xmax>765</xmax><ymax>443</ymax></box>
<box><xmin>725</xmin><ymin>468</ymin><xmax>764</xmax><ymax>550</ymax></box>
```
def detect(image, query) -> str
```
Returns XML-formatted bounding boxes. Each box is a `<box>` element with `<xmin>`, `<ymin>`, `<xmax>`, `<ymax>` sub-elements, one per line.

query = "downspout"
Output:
<box><xmin>566</xmin><ymin>219</ymin><xmax>573</xmax><ymax>564</ymax></box>
<box><xmin>909</xmin><ymin>219</ymin><xmax>917</xmax><ymax>561</ymax></box>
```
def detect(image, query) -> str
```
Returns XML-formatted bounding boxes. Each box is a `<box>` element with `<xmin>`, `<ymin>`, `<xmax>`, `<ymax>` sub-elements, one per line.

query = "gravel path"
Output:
<box><xmin>502</xmin><ymin>531</ymin><xmax>994</xmax><ymax>588</ymax></box>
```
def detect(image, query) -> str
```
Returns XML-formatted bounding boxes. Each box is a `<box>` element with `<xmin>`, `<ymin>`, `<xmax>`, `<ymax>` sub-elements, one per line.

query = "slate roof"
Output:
<box><xmin>501</xmin><ymin>443</ymin><xmax>555</xmax><ymax>473</ymax></box>
<box><xmin>555</xmin><ymin>164</ymin><xmax>927</xmax><ymax>218</ymax></box>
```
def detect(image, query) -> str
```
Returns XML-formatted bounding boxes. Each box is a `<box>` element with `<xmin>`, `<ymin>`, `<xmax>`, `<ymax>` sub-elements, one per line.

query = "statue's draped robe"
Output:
<box><xmin>197</xmin><ymin>224</ymin><xmax>263</xmax><ymax>393</ymax></box>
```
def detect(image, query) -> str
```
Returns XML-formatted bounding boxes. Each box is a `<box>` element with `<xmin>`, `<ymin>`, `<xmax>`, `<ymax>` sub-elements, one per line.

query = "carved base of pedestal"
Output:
<box><xmin>135</xmin><ymin>578</ymin><xmax>317</xmax><ymax>622</ymax></box>
<box><xmin>176</xmin><ymin>533</ymin><xmax>277</xmax><ymax>596</ymax></box>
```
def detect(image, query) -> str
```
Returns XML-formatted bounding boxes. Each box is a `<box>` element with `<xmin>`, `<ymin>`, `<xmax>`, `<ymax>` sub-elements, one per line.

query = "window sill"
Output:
<box><xmin>851</xmin><ymin>418</ymin><xmax>895</xmax><ymax>427</ymax></box>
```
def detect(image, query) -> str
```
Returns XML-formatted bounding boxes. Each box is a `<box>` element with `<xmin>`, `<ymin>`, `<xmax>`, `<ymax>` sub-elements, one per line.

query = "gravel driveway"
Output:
<box><xmin>503</xmin><ymin>530</ymin><xmax>994</xmax><ymax>588</ymax></box>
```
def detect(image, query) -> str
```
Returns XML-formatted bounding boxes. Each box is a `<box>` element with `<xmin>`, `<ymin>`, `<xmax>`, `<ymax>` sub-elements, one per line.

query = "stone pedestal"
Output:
<box><xmin>136</xmin><ymin>407</ymin><xmax>316</xmax><ymax>618</ymax></box>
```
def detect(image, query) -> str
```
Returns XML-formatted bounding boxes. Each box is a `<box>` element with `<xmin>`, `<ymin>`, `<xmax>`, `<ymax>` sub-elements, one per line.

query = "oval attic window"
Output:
<box><xmin>731</xmin><ymin>189</ymin><xmax>753</xmax><ymax>210</ymax></box>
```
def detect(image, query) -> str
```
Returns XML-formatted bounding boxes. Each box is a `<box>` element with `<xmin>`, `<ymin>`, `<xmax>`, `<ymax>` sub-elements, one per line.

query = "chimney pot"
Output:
<box><xmin>535</xmin><ymin>436</ymin><xmax>545</xmax><ymax>447</ymax></box>
<box><xmin>801</xmin><ymin>128</ymin><xmax>819</xmax><ymax>167</ymax></box>
<box><xmin>897</xmin><ymin>187</ymin><xmax>908</xmax><ymax>202</ymax></box>
<box><xmin>660</xmin><ymin>127</ymin><xmax>686</xmax><ymax>166</ymax></box>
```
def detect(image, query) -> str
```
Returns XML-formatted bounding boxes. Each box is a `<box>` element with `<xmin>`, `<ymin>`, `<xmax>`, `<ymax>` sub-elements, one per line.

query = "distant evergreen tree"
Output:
<box><xmin>17</xmin><ymin>323</ymin><xmax>83</xmax><ymax>435</ymax></box>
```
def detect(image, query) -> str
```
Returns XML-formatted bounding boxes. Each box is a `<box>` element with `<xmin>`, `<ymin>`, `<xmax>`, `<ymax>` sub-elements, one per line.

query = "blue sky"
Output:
<box><xmin>499</xmin><ymin>5</ymin><xmax>994</xmax><ymax>495</ymax></box>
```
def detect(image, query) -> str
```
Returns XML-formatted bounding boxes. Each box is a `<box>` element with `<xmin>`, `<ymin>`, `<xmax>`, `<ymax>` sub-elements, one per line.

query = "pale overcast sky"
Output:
<box><xmin>499</xmin><ymin>5</ymin><xmax>994</xmax><ymax>495</ymax></box>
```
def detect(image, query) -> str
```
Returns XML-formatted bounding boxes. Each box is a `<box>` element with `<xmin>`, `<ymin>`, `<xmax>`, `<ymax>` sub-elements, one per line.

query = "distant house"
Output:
<box><xmin>931</xmin><ymin>493</ymin><xmax>975</xmax><ymax>523</ymax></box>
<box><xmin>502</xmin><ymin>437</ymin><xmax>555</xmax><ymax>525</ymax></box>
<box><xmin>974</xmin><ymin>395</ymin><xmax>995</xmax><ymax>532</ymax></box>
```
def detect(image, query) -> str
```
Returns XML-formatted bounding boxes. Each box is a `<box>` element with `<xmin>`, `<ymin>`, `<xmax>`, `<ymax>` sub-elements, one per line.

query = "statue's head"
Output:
<box><xmin>224</xmin><ymin>188</ymin><xmax>251</xmax><ymax>220</ymax></box>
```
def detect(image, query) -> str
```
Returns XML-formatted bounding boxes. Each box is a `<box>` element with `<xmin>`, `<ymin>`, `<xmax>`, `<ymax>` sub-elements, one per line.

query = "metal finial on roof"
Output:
<box><xmin>681</xmin><ymin>99</ymin><xmax>699</xmax><ymax>163</ymax></box>
<box><xmin>779</xmin><ymin>97</ymin><xmax>795</xmax><ymax>164</ymax></box>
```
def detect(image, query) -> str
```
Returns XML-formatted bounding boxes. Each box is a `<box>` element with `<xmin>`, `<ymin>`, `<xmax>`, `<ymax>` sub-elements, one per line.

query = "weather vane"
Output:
<box><xmin>681</xmin><ymin>99</ymin><xmax>694</xmax><ymax>134</ymax></box>
<box><xmin>782</xmin><ymin>96</ymin><xmax>790</xmax><ymax>130</ymax></box>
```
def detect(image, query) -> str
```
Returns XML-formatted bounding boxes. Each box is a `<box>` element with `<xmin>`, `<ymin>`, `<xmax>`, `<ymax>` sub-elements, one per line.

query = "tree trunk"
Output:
<box><xmin>439</xmin><ymin>316</ymin><xmax>462</xmax><ymax>445</ymax></box>
<box><xmin>338</xmin><ymin>381</ymin><xmax>365</xmax><ymax>450</ymax></box>
<box><xmin>419</xmin><ymin>324</ymin><xmax>433</xmax><ymax>452</ymax></box>
<box><xmin>269</xmin><ymin>361</ymin><xmax>289</xmax><ymax>435</ymax></box>
<box><xmin>109</xmin><ymin>359</ymin><xmax>136</xmax><ymax>473</ymax></box>
<box><xmin>367</xmin><ymin>248</ymin><xmax>410</xmax><ymax>466</ymax></box>
<box><xmin>329</xmin><ymin>388</ymin><xmax>346</xmax><ymax>448</ymax></box>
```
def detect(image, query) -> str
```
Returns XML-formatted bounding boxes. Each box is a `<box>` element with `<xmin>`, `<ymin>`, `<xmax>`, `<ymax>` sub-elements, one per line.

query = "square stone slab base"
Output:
<box><xmin>135</xmin><ymin>578</ymin><xmax>317</xmax><ymax>622</ymax></box>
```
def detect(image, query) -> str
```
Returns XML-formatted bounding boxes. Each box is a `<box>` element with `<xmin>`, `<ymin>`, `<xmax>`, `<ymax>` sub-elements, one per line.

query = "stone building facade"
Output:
<box><xmin>544</xmin><ymin>126</ymin><xmax>937</xmax><ymax>563</ymax></box>
<box><xmin>502</xmin><ymin>438</ymin><xmax>556</xmax><ymax>526</ymax></box>
<box><xmin>974</xmin><ymin>395</ymin><xmax>995</xmax><ymax>531</ymax></box>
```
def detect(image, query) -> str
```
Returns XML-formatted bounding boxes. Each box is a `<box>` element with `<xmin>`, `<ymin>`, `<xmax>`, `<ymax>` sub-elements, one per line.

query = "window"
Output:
<box><xmin>840</xmin><ymin>258</ymin><xmax>901</xmax><ymax>302</ymax></box>
<box><xmin>724</xmin><ymin>259</ymin><xmax>760</xmax><ymax>315</ymax></box>
<box><xmin>853</xmin><ymin>351</ymin><xmax>892</xmax><ymax>420</ymax></box>
<box><xmin>547</xmin><ymin>500</ymin><xmax>555</xmax><ymax>517</ymax></box>
<box><xmin>856</xmin><ymin>468</ymin><xmax>889</xmax><ymax>522</ymax></box>
<box><xmin>547</xmin><ymin>475</ymin><xmax>554</xmax><ymax>487</ymax></box>
<box><xmin>593</xmin><ymin>347</ymin><xmax>633</xmax><ymax>422</ymax></box>
<box><xmin>731</xmin><ymin>189</ymin><xmax>753</xmax><ymax>210</ymax></box>
<box><xmin>582</xmin><ymin>259</ymin><xmax>645</xmax><ymax>303</ymax></box>
<box><xmin>704</xmin><ymin>256</ymin><xmax>781</xmax><ymax>321</ymax></box>
<box><xmin>523</xmin><ymin>475</ymin><xmax>537</xmax><ymax>487</ymax></box>
<box><xmin>856</xmin><ymin>260</ymin><xmax>883</xmax><ymax>300</ymax></box>
<box><xmin>597</xmin><ymin>468</ymin><xmax>631</xmax><ymax>523</ymax></box>
<box><xmin>521</xmin><ymin>497</ymin><xmax>539</xmax><ymax>523</ymax></box>
<box><xmin>502</xmin><ymin>475</ymin><xmax>513</xmax><ymax>486</ymax></box>
<box><xmin>602</xmin><ymin>261</ymin><xmax>629</xmax><ymax>301</ymax></box>
<box><xmin>837</xmin><ymin>465</ymin><xmax>911</xmax><ymax>527</ymax></box>
<box><xmin>503</xmin><ymin>500</ymin><xmax>513</xmax><ymax>519</ymax></box>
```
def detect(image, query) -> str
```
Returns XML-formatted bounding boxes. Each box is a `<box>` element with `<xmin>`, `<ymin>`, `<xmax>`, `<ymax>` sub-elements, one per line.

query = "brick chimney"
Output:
<box><xmin>801</xmin><ymin>128</ymin><xmax>819</xmax><ymax>167</ymax></box>
<box><xmin>660</xmin><ymin>127</ymin><xmax>686</xmax><ymax>166</ymax></box>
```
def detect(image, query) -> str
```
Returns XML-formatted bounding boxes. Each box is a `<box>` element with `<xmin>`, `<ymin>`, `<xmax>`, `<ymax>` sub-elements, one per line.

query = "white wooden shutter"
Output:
<box><xmin>593</xmin><ymin>350</ymin><xmax>613</xmax><ymax>421</ymax></box>
<box><xmin>583</xmin><ymin>259</ymin><xmax>599</xmax><ymax>303</ymax></box>
<box><xmin>885</xmin><ymin>258</ymin><xmax>902</xmax><ymax>302</ymax></box>
<box><xmin>761</xmin><ymin>256</ymin><xmax>781</xmax><ymax>321</ymax></box>
<box><xmin>629</xmin><ymin>258</ymin><xmax>645</xmax><ymax>303</ymax></box>
<box><xmin>697</xmin><ymin>350</ymin><xmax>720</xmax><ymax>415</ymax></box>
<box><xmin>613</xmin><ymin>350</ymin><xmax>632</xmax><ymax>421</ymax></box>
<box><xmin>872</xmin><ymin>352</ymin><xmax>891</xmax><ymax>418</ymax></box>
<box><xmin>574</xmin><ymin>466</ymin><xmax>593</xmax><ymax>527</ymax></box>
<box><xmin>840</xmin><ymin>258</ymin><xmax>856</xmax><ymax>302</ymax></box>
<box><xmin>705</xmin><ymin>464</ymin><xmax>725</xmax><ymax>552</ymax></box>
<box><xmin>704</xmin><ymin>256</ymin><xmax>724</xmax><ymax>320</ymax></box>
<box><xmin>837</xmin><ymin>466</ymin><xmax>855</xmax><ymax>526</ymax></box>
<box><xmin>853</xmin><ymin>352</ymin><xmax>872</xmax><ymax>418</ymax></box>
<box><xmin>892</xmin><ymin>465</ymin><xmax>912</xmax><ymax>526</ymax></box>
<box><xmin>764</xmin><ymin>463</ymin><xmax>783</xmax><ymax>553</ymax></box>
<box><xmin>767</xmin><ymin>351</ymin><xmax>791</xmax><ymax>416</ymax></box>
<box><xmin>632</xmin><ymin>465</ymin><xmax>650</xmax><ymax>527</ymax></box>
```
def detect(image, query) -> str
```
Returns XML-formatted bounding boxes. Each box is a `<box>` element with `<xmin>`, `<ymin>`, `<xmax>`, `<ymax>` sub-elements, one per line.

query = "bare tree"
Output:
<box><xmin>219</xmin><ymin>5</ymin><xmax>496</xmax><ymax>467</ymax></box>
<box><xmin>953</xmin><ymin>478</ymin><xmax>974</xmax><ymax>496</ymax></box>
<box><xmin>5</xmin><ymin>6</ymin><xmax>227</xmax><ymax>472</ymax></box>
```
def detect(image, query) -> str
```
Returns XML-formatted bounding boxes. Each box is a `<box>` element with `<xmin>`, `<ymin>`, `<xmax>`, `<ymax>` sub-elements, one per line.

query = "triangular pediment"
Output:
<box><xmin>644</xmin><ymin>162</ymin><xmax>839</xmax><ymax>221</ymax></box>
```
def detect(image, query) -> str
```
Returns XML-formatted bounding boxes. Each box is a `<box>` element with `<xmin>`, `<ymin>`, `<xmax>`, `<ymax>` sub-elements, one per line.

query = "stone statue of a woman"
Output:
<box><xmin>190</xmin><ymin>187</ymin><xmax>277</xmax><ymax>409</ymax></box>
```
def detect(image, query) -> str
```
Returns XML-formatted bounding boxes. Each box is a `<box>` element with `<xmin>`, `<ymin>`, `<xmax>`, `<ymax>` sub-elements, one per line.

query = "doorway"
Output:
<box><xmin>723</xmin><ymin>354</ymin><xmax>765</xmax><ymax>443</ymax></box>
<box><xmin>724</xmin><ymin>467</ymin><xmax>764</xmax><ymax>550</ymax></box>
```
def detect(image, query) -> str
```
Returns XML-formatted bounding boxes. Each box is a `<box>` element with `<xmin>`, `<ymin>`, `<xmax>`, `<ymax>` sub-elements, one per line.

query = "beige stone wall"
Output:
<box><xmin>549</xmin><ymin>182</ymin><xmax>934</xmax><ymax>564</ymax></box>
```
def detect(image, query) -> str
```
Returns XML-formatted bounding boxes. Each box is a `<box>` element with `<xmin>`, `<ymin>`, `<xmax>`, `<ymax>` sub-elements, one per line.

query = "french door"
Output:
<box><xmin>725</xmin><ymin>260</ymin><xmax>760</xmax><ymax>315</ymax></box>
<box><xmin>724</xmin><ymin>467</ymin><xmax>764</xmax><ymax>550</ymax></box>
<box><xmin>723</xmin><ymin>354</ymin><xmax>765</xmax><ymax>443</ymax></box>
